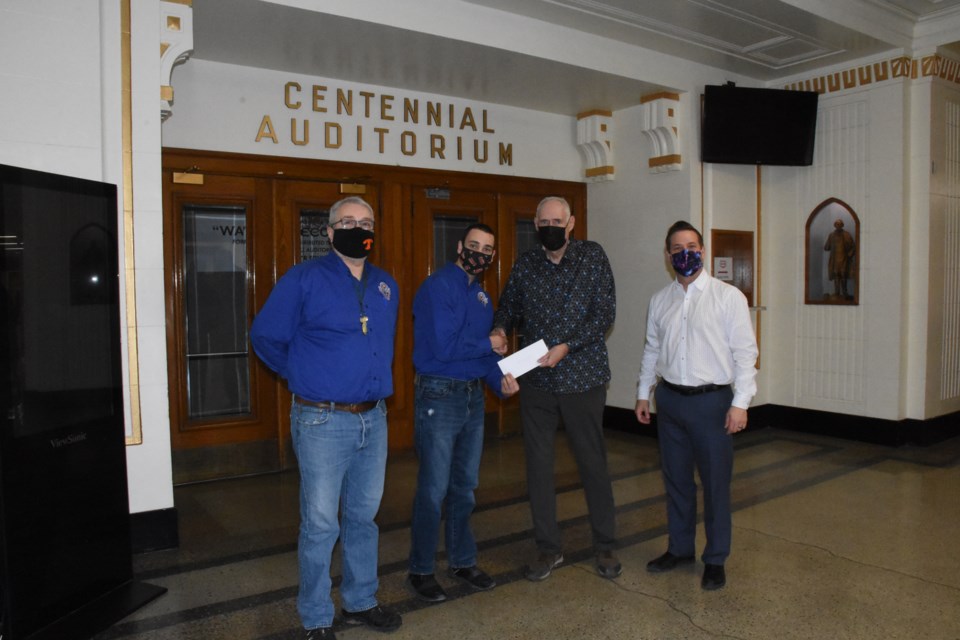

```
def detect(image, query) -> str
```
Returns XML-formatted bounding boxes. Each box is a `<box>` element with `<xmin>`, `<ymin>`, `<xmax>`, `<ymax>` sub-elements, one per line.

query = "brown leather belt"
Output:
<box><xmin>294</xmin><ymin>397</ymin><xmax>379</xmax><ymax>413</ymax></box>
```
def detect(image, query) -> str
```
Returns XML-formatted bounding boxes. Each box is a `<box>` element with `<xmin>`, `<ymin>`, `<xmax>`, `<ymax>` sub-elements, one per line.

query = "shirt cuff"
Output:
<box><xmin>731</xmin><ymin>393</ymin><xmax>752</xmax><ymax>410</ymax></box>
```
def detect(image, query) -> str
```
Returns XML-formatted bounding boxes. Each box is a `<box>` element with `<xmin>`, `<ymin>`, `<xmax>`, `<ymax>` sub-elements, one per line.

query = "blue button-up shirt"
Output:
<box><xmin>413</xmin><ymin>262</ymin><xmax>503</xmax><ymax>393</ymax></box>
<box><xmin>250</xmin><ymin>252</ymin><xmax>399</xmax><ymax>404</ymax></box>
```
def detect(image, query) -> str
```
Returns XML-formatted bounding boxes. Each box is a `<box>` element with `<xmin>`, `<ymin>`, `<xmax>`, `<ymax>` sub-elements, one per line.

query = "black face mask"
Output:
<box><xmin>459</xmin><ymin>248</ymin><xmax>493</xmax><ymax>275</ymax></box>
<box><xmin>538</xmin><ymin>225</ymin><xmax>567</xmax><ymax>251</ymax></box>
<box><xmin>332</xmin><ymin>227</ymin><xmax>375</xmax><ymax>259</ymax></box>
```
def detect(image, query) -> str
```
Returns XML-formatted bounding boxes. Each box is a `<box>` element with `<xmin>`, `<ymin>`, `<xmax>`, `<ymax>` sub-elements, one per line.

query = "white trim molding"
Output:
<box><xmin>577</xmin><ymin>109</ymin><xmax>615</xmax><ymax>182</ymax></box>
<box><xmin>640</xmin><ymin>92</ymin><xmax>681</xmax><ymax>173</ymax></box>
<box><xmin>160</xmin><ymin>0</ymin><xmax>194</xmax><ymax>121</ymax></box>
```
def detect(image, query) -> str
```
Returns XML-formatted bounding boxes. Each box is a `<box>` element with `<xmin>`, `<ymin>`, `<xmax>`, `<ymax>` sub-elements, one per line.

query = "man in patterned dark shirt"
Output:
<box><xmin>492</xmin><ymin>196</ymin><xmax>620</xmax><ymax>581</ymax></box>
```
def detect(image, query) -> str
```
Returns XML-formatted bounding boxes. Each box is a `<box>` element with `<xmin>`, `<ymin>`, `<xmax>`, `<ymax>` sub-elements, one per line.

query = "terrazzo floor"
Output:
<box><xmin>96</xmin><ymin>427</ymin><xmax>960</xmax><ymax>640</ymax></box>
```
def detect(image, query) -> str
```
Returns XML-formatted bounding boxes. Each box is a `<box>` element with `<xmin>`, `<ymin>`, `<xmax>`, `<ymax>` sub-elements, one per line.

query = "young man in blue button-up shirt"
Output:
<box><xmin>406</xmin><ymin>223</ymin><xmax>517</xmax><ymax>603</ymax></box>
<box><xmin>251</xmin><ymin>196</ymin><xmax>400</xmax><ymax>640</ymax></box>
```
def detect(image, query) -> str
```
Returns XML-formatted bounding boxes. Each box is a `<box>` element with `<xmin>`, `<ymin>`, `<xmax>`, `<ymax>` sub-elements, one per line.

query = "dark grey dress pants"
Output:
<box><xmin>519</xmin><ymin>384</ymin><xmax>617</xmax><ymax>554</ymax></box>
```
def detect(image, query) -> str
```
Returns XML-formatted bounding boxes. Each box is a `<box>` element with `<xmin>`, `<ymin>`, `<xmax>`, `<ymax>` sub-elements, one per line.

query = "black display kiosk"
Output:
<box><xmin>0</xmin><ymin>164</ymin><xmax>165</xmax><ymax>639</ymax></box>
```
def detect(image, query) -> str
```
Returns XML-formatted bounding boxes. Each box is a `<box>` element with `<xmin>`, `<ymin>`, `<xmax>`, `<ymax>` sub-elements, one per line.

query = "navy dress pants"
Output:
<box><xmin>654</xmin><ymin>384</ymin><xmax>734</xmax><ymax>565</ymax></box>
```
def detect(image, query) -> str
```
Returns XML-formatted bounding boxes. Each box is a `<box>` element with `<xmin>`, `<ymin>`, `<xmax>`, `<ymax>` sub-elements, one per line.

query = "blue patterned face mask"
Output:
<box><xmin>670</xmin><ymin>249</ymin><xmax>703</xmax><ymax>277</ymax></box>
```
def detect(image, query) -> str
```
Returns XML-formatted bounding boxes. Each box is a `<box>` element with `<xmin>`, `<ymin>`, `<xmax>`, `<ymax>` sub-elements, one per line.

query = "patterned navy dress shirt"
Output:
<box><xmin>494</xmin><ymin>238</ymin><xmax>616</xmax><ymax>394</ymax></box>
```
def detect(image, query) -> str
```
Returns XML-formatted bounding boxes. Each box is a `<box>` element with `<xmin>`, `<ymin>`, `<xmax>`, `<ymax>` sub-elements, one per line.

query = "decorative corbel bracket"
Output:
<box><xmin>160</xmin><ymin>0</ymin><xmax>194</xmax><ymax>121</ymax></box>
<box><xmin>640</xmin><ymin>92</ymin><xmax>681</xmax><ymax>173</ymax></box>
<box><xmin>576</xmin><ymin>110</ymin><xmax>615</xmax><ymax>182</ymax></box>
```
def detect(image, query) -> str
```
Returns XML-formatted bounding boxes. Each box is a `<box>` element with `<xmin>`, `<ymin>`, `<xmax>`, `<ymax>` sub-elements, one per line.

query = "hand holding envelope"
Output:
<box><xmin>497</xmin><ymin>339</ymin><xmax>549</xmax><ymax>378</ymax></box>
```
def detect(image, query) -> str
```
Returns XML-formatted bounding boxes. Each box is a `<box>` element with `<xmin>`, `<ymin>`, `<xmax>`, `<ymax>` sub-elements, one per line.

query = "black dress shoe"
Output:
<box><xmin>701</xmin><ymin>563</ymin><xmax>726</xmax><ymax>590</ymax></box>
<box><xmin>646</xmin><ymin>551</ymin><xmax>696</xmax><ymax>573</ymax></box>
<box><xmin>447</xmin><ymin>565</ymin><xmax>496</xmax><ymax>591</ymax></box>
<box><xmin>406</xmin><ymin>573</ymin><xmax>447</xmax><ymax>602</ymax></box>
<box><xmin>341</xmin><ymin>604</ymin><xmax>402</xmax><ymax>631</ymax></box>
<box><xmin>305</xmin><ymin>627</ymin><xmax>336</xmax><ymax>640</ymax></box>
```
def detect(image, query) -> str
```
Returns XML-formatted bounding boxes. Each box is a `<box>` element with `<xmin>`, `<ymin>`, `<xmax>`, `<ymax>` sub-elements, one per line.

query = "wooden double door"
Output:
<box><xmin>162</xmin><ymin>150</ymin><xmax>584</xmax><ymax>482</ymax></box>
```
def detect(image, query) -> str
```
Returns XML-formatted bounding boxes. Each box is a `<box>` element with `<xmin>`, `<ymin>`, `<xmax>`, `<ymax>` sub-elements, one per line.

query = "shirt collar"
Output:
<box><xmin>326</xmin><ymin>251</ymin><xmax>369</xmax><ymax>281</ymax></box>
<box><xmin>444</xmin><ymin>261</ymin><xmax>479</xmax><ymax>287</ymax></box>
<box><xmin>671</xmin><ymin>267</ymin><xmax>711</xmax><ymax>293</ymax></box>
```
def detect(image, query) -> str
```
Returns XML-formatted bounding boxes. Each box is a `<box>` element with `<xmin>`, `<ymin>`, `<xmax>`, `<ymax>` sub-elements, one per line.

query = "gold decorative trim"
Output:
<box><xmin>161</xmin><ymin>85</ymin><xmax>174</xmax><ymax>101</ymax></box>
<box><xmin>640</xmin><ymin>91</ymin><xmax>680</xmax><ymax>104</ymax></box>
<box><xmin>784</xmin><ymin>53</ymin><xmax>960</xmax><ymax>95</ymax></box>
<box><xmin>122</xmin><ymin>0</ymin><xmax>143</xmax><ymax>445</ymax></box>
<box><xmin>648</xmin><ymin>154</ymin><xmax>682</xmax><ymax>168</ymax></box>
<box><xmin>585</xmin><ymin>165</ymin><xmax>615</xmax><ymax>177</ymax></box>
<box><xmin>339</xmin><ymin>183</ymin><xmax>367</xmax><ymax>194</ymax></box>
<box><xmin>173</xmin><ymin>171</ymin><xmax>204</xmax><ymax>184</ymax></box>
<box><xmin>576</xmin><ymin>109</ymin><xmax>612</xmax><ymax>119</ymax></box>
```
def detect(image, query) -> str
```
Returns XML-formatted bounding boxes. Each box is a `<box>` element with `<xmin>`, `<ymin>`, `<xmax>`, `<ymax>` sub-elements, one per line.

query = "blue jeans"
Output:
<box><xmin>408</xmin><ymin>375</ymin><xmax>485</xmax><ymax>574</ymax></box>
<box><xmin>291</xmin><ymin>400</ymin><xmax>388</xmax><ymax>629</ymax></box>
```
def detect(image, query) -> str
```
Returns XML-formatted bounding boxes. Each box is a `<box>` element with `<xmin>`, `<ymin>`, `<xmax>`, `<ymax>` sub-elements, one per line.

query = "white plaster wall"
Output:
<box><xmin>588</xmin><ymin>102</ymin><xmax>694</xmax><ymax>412</ymax></box>
<box><xmin>762</xmin><ymin>81</ymin><xmax>909</xmax><ymax>420</ymax></box>
<box><xmin>905</xmin><ymin>77</ymin><xmax>932</xmax><ymax>419</ymax></box>
<box><xmin>756</xmin><ymin>164</ymin><xmax>802</xmax><ymax>406</ymax></box>
<box><xmin>0</xmin><ymin>2</ymin><xmax>107</xmax><ymax>176</ymax></box>
<box><xmin>925</xmin><ymin>78</ymin><xmax>960</xmax><ymax>417</ymax></box>
<box><xmin>0</xmin><ymin>0</ymin><xmax>174</xmax><ymax>514</ymax></box>
<box><xmin>126</xmin><ymin>0</ymin><xmax>175</xmax><ymax>514</ymax></box>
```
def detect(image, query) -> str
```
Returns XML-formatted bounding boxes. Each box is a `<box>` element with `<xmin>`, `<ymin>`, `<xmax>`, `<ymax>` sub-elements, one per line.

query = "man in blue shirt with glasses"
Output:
<box><xmin>251</xmin><ymin>196</ymin><xmax>400</xmax><ymax>640</ymax></box>
<box><xmin>406</xmin><ymin>223</ymin><xmax>517</xmax><ymax>603</ymax></box>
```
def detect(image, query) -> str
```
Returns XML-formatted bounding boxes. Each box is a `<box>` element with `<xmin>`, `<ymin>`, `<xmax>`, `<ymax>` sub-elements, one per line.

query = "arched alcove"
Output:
<box><xmin>805</xmin><ymin>198</ymin><xmax>860</xmax><ymax>305</ymax></box>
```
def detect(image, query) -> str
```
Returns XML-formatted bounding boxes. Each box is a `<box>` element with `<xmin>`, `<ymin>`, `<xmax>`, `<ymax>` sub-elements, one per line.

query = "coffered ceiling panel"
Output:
<box><xmin>186</xmin><ymin>0</ymin><xmax>960</xmax><ymax>116</ymax></box>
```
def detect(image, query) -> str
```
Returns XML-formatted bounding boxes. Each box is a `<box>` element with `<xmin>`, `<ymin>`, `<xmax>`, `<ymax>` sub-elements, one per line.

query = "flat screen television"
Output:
<box><xmin>701</xmin><ymin>84</ymin><xmax>819</xmax><ymax>166</ymax></box>
<box><xmin>0</xmin><ymin>163</ymin><xmax>162</xmax><ymax>640</ymax></box>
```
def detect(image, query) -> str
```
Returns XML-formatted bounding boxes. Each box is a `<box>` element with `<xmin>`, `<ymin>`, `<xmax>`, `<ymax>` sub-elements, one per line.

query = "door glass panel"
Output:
<box><xmin>300</xmin><ymin>208</ymin><xmax>331</xmax><ymax>262</ymax></box>
<box><xmin>515</xmin><ymin>218</ymin><xmax>538</xmax><ymax>256</ymax></box>
<box><xmin>433</xmin><ymin>216</ymin><xmax>478</xmax><ymax>268</ymax></box>
<box><xmin>514</xmin><ymin>218</ymin><xmax>538</xmax><ymax>342</ymax></box>
<box><xmin>182</xmin><ymin>204</ymin><xmax>250</xmax><ymax>418</ymax></box>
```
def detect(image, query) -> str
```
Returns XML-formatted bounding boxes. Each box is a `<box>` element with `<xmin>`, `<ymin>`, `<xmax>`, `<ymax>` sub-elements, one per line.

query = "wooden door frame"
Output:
<box><xmin>163</xmin><ymin>174</ymin><xmax>277</xmax><ymax>449</ymax></box>
<box><xmin>162</xmin><ymin>148</ymin><xmax>587</xmax><ymax>457</ymax></box>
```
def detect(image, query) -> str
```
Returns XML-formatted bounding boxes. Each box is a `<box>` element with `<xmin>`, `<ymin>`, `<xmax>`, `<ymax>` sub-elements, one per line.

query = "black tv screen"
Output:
<box><xmin>701</xmin><ymin>85</ymin><xmax>819</xmax><ymax>166</ymax></box>
<box><xmin>0</xmin><ymin>164</ymin><xmax>122</xmax><ymax>439</ymax></box>
<box><xmin>0</xmin><ymin>163</ymin><xmax>135</xmax><ymax>639</ymax></box>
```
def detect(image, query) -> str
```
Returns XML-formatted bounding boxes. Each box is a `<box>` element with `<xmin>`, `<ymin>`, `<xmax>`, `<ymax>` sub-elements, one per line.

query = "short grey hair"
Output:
<box><xmin>330</xmin><ymin>196</ymin><xmax>375</xmax><ymax>223</ymax></box>
<box><xmin>536</xmin><ymin>196</ymin><xmax>571</xmax><ymax>222</ymax></box>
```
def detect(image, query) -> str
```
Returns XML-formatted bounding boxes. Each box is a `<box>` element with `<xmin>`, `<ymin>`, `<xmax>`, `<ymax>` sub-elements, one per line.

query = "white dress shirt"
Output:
<box><xmin>637</xmin><ymin>270</ymin><xmax>758</xmax><ymax>409</ymax></box>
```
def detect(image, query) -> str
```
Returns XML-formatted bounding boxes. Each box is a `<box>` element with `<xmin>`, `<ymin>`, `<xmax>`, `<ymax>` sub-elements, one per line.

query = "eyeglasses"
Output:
<box><xmin>331</xmin><ymin>217</ymin><xmax>375</xmax><ymax>231</ymax></box>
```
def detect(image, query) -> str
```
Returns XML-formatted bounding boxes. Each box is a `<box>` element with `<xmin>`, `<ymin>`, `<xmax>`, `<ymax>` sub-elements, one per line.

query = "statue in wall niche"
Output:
<box><xmin>823</xmin><ymin>218</ymin><xmax>856</xmax><ymax>299</ymax></box>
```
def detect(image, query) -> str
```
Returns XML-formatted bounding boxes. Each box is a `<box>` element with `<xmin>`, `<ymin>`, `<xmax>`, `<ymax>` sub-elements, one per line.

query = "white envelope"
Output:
<box><xmin>497</xmin><ymin>339</ymin><xmax>548</xmax><ymax>378</ymax></box>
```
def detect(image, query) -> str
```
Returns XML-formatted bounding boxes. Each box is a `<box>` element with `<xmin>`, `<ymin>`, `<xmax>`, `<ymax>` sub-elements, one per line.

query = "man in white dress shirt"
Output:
<box><xmin>635</xmin><ymin>220</ymin><xmax>758</xmax><ymax>591</ymax></box>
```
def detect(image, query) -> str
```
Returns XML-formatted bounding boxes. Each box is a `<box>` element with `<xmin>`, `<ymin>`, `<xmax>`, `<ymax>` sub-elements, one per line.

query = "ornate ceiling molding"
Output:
<box><xmin>783</xmin><ymin>53</ymin><xmax>960</xmax><ymax>95</ymax></box>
